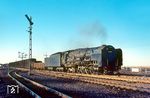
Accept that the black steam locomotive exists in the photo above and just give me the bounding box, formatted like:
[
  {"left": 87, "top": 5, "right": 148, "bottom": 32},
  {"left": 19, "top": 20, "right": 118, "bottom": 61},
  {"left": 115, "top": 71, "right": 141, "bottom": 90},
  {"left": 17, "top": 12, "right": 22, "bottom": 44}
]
[{"left": 45, "top": 45, "right": 122, "bottom": 74}]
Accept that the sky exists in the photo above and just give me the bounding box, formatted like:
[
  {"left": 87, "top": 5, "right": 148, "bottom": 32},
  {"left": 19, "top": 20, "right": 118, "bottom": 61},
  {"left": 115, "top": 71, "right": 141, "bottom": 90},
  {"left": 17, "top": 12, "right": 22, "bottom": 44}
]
[{"left": 0, "top": 0, "right": 150, "bottom": 67}]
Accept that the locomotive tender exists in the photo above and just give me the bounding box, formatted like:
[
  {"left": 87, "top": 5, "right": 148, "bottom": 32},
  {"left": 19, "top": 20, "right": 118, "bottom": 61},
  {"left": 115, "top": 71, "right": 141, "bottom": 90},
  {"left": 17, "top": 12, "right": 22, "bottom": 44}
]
[{"left": 45, "top": 45, "right": 122, "bottom": 74}]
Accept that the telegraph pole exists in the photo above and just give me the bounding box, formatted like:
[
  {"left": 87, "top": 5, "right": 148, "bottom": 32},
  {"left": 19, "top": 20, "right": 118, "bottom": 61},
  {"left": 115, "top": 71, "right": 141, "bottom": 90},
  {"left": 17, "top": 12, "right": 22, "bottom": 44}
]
[
  {"left": 25, "top": 14, "right": 33, "bottom": 75},
  {"left": 18, "top": 52, "right": 27, "bottom": 67},
  {"left": 44, "top": 53, "right": 48, "bottom": 58},
  {"left": 18, "top": 52, "right": 27, "bottom": 61}
]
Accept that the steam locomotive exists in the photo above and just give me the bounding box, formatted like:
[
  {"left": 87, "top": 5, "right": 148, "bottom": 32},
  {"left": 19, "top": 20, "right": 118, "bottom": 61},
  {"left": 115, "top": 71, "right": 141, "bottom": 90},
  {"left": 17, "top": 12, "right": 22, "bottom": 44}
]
[{"left": 45, "top": 45, "right": 122, "bottom": 74}]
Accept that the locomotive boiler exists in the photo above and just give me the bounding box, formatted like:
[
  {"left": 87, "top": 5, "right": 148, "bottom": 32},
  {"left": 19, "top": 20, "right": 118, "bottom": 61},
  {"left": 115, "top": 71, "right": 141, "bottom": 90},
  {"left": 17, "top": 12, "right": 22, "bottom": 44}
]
[{"left": 45, "top": 45, "right": 122, "bottom": 74}]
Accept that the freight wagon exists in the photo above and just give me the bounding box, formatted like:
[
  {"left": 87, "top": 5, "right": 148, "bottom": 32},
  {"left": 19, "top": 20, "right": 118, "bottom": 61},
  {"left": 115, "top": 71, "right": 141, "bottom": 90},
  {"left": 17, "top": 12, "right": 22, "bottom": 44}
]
[{"left": 9, "top": 59, "right": 45, "bottom": 70}]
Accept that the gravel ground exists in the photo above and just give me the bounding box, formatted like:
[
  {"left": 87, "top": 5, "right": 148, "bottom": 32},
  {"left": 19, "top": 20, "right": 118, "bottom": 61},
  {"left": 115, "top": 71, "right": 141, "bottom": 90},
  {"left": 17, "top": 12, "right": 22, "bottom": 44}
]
[{"left": 19, "top": 71, "right": 150, "bottom": 98}]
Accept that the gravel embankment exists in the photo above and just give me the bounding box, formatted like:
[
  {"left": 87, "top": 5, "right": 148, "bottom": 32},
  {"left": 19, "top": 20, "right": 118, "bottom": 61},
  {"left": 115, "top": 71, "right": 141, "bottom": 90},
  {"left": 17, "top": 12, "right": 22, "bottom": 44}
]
[{"left": 19, "top": 72, "right": 150, "bottom": 98}]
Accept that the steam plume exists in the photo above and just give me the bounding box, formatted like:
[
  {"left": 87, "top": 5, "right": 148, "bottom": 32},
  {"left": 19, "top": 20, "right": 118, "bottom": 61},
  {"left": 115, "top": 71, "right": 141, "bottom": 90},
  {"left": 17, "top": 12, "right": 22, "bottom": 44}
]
[{"left": 68, "top": 20, "right": 107, "bottom": 49}]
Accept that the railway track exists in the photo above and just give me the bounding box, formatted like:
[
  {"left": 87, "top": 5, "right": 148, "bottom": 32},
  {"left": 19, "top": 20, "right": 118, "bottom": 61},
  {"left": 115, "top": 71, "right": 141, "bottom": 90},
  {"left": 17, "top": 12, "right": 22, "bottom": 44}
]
[
  {"left": 8, "top": 71, "right": 71, "bottom": 98},
  {"left": 32, "top": 70, "right": 150, "bottom": 93},
  {"left": 12, "top": 68, "right": 150, "bottom": 93},
  {"left": 14, "top": 67, "right": 150, "bottom": 83}
]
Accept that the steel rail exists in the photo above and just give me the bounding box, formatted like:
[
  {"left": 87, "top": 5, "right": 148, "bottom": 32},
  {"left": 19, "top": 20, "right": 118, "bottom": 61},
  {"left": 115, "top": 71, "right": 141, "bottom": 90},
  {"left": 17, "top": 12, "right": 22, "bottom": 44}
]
[
  {"left": 33, "top": 70, "right": 150, "bottom": 93},
  {"left": 8, "top": 71, "right": 41, "bottom": 98},
  {"left": 9, "top": 71, "right": 72, "bottom": 98}
]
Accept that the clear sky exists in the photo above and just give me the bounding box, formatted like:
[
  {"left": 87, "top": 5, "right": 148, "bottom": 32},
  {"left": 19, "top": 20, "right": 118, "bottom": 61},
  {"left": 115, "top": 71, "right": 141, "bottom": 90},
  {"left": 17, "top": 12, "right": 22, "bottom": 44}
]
[{"left": 0, "top": 0, "right": 150, "bottom": 67}]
